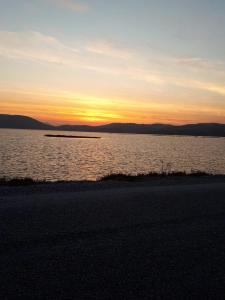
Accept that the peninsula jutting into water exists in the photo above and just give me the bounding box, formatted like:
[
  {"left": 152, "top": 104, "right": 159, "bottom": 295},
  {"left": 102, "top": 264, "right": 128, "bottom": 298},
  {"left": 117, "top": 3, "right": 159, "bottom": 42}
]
[{"left": 45, "top": 134, "right": 101, "bottom": 139}]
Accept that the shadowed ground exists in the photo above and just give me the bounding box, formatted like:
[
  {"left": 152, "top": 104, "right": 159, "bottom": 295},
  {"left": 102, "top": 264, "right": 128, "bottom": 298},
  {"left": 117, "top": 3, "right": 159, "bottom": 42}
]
[{"left": 1, "top": 180, "right": 225, "bottom": 299}]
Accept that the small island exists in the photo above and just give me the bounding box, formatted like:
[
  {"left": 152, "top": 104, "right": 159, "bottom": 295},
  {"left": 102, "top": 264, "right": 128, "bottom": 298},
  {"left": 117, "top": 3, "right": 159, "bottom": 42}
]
[{"left": 45, "top": 134, "right": 101, "bottom": 139}]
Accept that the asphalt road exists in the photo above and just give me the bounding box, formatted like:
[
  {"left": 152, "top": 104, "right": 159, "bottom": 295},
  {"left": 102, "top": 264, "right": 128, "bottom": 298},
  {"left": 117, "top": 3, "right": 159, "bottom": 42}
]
[{"left": 1, "top": 182, "right": 225, "bottom": 299}]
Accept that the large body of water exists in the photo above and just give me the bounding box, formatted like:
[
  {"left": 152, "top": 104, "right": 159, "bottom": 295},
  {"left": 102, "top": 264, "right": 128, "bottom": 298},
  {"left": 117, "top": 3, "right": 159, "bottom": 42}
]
[{"left": 0, "top": 129, "right": 225, "bottom": 181}]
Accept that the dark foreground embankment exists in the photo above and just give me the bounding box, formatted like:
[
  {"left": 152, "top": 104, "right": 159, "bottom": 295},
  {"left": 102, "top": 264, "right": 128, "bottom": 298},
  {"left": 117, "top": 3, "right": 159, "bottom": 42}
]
[{"left": 1, "top": 180, "right": 225, "bottom": 299}]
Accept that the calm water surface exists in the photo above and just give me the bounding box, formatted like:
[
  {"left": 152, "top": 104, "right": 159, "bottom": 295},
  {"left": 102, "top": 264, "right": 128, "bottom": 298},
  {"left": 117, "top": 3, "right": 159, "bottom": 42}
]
[{"left": 0, "top": 129, "right": 225, "bottom": 181}]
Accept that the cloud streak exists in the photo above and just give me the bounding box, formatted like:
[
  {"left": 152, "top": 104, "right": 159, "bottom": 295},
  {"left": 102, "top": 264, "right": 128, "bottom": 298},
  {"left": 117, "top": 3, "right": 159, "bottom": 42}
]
[
  {"left": 174, "top": 56, "right": 225, "bottom": 71},
  {"left": 1, "top": 30, "right": 225, "bottom": 97},
  {"left": 55, "top": 0, "right": 90, "bottom": 12},
  {"left": 86, "top": 40, "right": 133, "bottom": 60},
  {"left": 0, "top": 30, "right": 79, "bottom": 64}
]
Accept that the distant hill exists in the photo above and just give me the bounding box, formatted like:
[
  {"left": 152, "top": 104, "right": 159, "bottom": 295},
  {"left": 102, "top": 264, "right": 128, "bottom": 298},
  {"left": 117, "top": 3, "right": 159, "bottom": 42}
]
[
  {"left": 0, "top": 114, "right": 53, "bottom": 130},
  {"left": 0, "top": 114, "right": 225, "bottom": 137},
  {"left": 56, "top": 122, "right": 225, "bottom": 137}
]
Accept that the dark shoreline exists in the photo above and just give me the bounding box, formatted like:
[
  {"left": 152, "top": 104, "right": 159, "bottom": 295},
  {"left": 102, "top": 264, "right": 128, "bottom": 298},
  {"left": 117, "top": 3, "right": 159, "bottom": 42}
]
[
  {"left": 1, "top": 126, "right": 225, "bottom": 139},
  {"left": 1, "top": 171, "right": 225, "bottom": 186}
]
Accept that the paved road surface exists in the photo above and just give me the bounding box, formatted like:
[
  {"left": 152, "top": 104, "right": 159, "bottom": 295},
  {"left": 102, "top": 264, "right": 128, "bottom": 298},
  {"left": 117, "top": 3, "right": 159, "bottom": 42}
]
[{"left": 1, "top": 182, "right": 225, "bottom": 299}]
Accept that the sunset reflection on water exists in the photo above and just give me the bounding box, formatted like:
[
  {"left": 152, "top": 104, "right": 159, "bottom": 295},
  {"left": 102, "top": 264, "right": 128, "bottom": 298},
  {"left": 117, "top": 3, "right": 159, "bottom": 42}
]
[{"left": 0, "top": 129, "right": 225, "bottom": 181}]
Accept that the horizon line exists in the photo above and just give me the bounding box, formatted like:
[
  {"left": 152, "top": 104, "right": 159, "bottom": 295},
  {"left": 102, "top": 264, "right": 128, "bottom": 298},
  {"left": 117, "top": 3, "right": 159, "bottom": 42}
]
[{"left": 1, "top": 113, "right": 225, "bottom": 127}]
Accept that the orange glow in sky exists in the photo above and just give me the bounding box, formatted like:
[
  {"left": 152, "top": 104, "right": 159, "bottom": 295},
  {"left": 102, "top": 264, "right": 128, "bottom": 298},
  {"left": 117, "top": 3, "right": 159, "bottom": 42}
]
[
  {"left": 1, "top": 87, "right": 225, "bottom": 125},
  {"left": 1, "top": 1, "right": 225, "bottom": 125}
]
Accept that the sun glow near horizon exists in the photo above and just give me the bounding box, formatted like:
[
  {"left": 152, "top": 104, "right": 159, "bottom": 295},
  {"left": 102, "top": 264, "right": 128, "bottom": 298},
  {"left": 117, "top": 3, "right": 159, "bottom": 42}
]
[{"left": 1, "top": 87, "right": 224, "bottom": 126}]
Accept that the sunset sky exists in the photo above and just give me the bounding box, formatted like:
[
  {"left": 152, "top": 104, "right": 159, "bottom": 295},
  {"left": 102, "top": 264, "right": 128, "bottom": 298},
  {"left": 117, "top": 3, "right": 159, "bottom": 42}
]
[{"left": 0, "top": 0, "right": 225, "bottom": 125}]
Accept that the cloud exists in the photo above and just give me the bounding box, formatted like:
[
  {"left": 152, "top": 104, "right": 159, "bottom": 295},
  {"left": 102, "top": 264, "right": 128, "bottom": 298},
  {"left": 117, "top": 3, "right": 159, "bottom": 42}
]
[
  {"left": 0, "top": 30, "right": 78, "bottom": 64},
  {"left": 164, "top": 76, "right": 225, "bottom": 96},
  {"left": 86, "top": 40, "right": 133, "bottom": 60},
  {"left": 193, "top": 81, "right": 225, "bottom": 96},
  {"left": 176, "top": 57, "right": 212, "bottom": 69},
  {"left": 1, "top": 30, "right": 225, "bottom": 97},
  {"left": 56, "top": 0, "right": 90, "bottom": 12},
  {"left": 175, "top": 56, "right": 225, "bottom": 70}
]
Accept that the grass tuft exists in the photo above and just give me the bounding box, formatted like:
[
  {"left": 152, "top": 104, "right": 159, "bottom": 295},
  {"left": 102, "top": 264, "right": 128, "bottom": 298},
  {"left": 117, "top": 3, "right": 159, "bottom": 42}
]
[
  {"left": 100, "top": 171, "right": 213, "bottom": 181},
  {"left": 0, "top": 177, "right": 46, "bottom": 186},
  {"left": 0, "top": 171, "right": 223, "bottom": 186}
]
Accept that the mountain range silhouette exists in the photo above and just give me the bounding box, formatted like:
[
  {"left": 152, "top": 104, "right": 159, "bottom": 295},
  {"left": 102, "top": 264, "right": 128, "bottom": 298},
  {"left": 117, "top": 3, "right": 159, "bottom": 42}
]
[{"left": 0, "top": 114, "right": 225, "bottom": 137}]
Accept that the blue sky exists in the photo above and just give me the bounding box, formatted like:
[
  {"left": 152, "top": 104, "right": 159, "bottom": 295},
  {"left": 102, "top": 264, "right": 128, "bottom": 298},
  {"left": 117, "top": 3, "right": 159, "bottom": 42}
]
[{"left": 0, "top": 0, "right": 225, "bottom": 124}]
